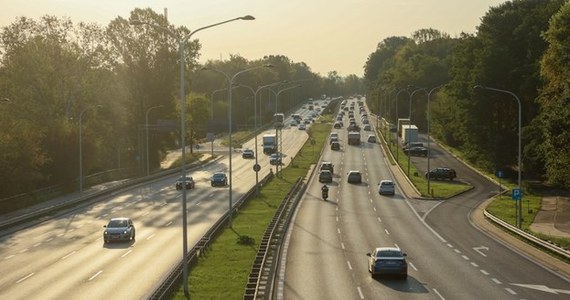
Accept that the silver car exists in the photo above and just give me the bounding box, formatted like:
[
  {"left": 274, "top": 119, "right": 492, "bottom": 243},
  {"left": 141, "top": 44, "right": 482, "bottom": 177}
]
[
  {"left": 103, "top": 217, "right": 135, "bottom": 244},
  {"left": 378, "top": 180, "right": 395, "bottom": 195}
]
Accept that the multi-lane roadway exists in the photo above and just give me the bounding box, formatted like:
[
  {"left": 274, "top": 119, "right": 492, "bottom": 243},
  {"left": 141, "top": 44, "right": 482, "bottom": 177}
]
[
  {"left": 279, "top": 98, "right": 570, "bottom": 299},
  {"left": 0, "top": 105, "right": 319, "bottom": 299}
]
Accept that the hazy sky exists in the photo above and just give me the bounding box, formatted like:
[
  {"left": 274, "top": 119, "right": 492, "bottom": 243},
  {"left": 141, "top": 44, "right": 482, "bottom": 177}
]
[{"left": 1, "top": 0, "right": 507, "bottom": 77}]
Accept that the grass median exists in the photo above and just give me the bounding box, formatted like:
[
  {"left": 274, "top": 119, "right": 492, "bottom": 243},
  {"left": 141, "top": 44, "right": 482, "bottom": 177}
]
[{"left": 171, "top": 122, "right": 330, "bottom": 299}]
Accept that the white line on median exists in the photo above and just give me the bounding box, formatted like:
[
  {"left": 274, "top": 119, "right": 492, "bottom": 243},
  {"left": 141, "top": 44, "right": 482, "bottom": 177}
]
[
  {"left": 121, "top": 250, "right": 132, "bottom": 258},
  {"left": 61, "top": 251, "right": 76, "bottom": 260},
  {"left": 16, "top": 273, "right": 34, "bottom": 283},
  {"left": 433, "top": 288, "right": 446, "bottom": 300},
  {"left": 409, "top": 262, "right": 418, "bottom": 271}
]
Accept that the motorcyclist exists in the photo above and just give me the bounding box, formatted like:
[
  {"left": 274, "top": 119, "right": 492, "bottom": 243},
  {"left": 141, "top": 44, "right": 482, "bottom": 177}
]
[{"left": 321, "top": 184, "right": 329, "bottom": 199}]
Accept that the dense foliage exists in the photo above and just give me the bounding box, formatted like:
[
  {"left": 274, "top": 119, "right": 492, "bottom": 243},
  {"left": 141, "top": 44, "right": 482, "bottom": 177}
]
[
  {"left": 0, "top": 9, "right": 363, "bottom": 198},
  {"left": 363, "top": 0, "right": 570, "bottom": 188}
]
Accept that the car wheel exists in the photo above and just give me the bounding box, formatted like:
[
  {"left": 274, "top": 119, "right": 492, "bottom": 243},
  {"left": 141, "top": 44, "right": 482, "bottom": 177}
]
[
  {"left": 211, "top": 183, "right": 214, "bottom": 187},
  {"left": 132, "top": 231, "right": 136, "bottom": 241}
]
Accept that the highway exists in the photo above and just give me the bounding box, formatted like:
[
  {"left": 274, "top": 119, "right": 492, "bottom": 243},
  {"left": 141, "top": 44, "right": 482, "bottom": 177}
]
[
  {"left": 280, "top": 98, "right": 570, "bottom": 299},
  {"left": 0, "top": 106, "right": 317, "bottom": 299}
]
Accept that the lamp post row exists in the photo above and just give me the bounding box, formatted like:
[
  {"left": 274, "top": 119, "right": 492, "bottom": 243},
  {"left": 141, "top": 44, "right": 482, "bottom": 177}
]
[{"left": 130, "top": 15, "right": 255, "bottom": 298}]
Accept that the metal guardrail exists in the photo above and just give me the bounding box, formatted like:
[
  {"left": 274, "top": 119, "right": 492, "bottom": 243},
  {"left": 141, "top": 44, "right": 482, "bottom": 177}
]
[
  {"left": 483, "top": 210, "right": 570, "bottom": 260},
  {"left": 147, "top": 172, "right": 275, "bottom": 300},
  {"left": 243, "top": 177, "right": 304, "bottom": 300}
]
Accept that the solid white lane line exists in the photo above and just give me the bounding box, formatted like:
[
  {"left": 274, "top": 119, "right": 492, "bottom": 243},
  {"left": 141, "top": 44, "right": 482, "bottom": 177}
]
[
  {"left": 480, "top": 269, "right": 489, "bottom": 275},
  {"left": 384, "top": 229, "right": 390, "bottom": 235},
  {"left": 357, "top": 287, "right": 364, "bottom": 299},
  {"left": 16, "top": 273, "right": 34, "bottom": 283},
  {"left": 433, "top": 288, "right": 446, "bottom": 300},
  {"left": 347, "top": 261, "right": 353, "bottom": 270},
  {"left": 121, "top": 249, "right": 132, "bottom": 258},
  {"left": 61, "top": 251, "right": 76, "bottom": 260},
  {"left": 471, "top": 262, "right": 479, "bottom": 267},
  {"left": 409, "top": 262, "right": 418, "bottom": 271},
  {"left": 146, "top": 233, "right": 155, "bottom": 240},
  {"left": 88, "top": 270, "right": 103, "bottom": 281},
  {"left": 492, "top": 278, "right": 502, "bottom": 284},
  {"left": 504, "top": 288, "right": 517, "bottom": 295}
]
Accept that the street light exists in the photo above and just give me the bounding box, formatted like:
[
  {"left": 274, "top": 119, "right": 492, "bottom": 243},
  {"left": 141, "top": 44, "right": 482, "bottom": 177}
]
[
  {"left": 394, "top": 88, "right": 409, "bottom": 163},
  {"left": 406, "top": 87, "right": 425, "bottom": 176},
  {"left": 146, "top": 105, "right": 164, "bottom": 176},
  {"left": 474, "top": 85, "right": 523, "bottom": 228},
  {"left": 425, "top": 85, "right": 445, "bottom": 196},
  {"left": 201, "top": 64, "right": 273, "bottom": 226},
  {"left": 79, "top": 105, "right": 102, "bottom": 193},
  {"left": 130, "top": 15, "right": 254, "bottom": 298},
  {"left": 237, "top": 80, "right": 285, "bottom": 195},
  {"left": 268, "top": 84, "right": 302, "bottom": 177}
]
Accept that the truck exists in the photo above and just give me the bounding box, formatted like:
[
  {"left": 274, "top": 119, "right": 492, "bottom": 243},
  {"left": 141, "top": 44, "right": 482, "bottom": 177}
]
[
  {"left": 397, "top": 118, "right": 410, "bottom": 137},
  {"left": 262, "top": 134, "right": 277, "bottom": 154},
  {"left": 348, "top": 131, "right": 361, "bottom": 145},
  {"left": 401, "top": 124, "right": 418, "bottom": 145}
]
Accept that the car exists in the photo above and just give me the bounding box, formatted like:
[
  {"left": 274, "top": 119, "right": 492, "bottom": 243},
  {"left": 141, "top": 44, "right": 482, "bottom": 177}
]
[
  {"left": 426, "top": 167, "right": 456, "bottom": 180},
  {"left": 334, "top": 122, "right": 342, "bottom": 129},
  {"left": 329, "top": 135, "right": 339, "bottom": 144},
  {"left": 298, "top": 124, "right": 306, "bottom": 130},
  {"left": 269, "top": 153, "right": 283, "bottom": 165},
  {"left": 363, "top": 124, "right": 371, "bottom": 131},
  {"left": 103, "top": 217, "right": 135, "bottom": 243},
  {"left": 320, "top": 161, "right": 334, "bottom": 174},
  {"left": 242, "top": 149, "right": 254, "bottom": 159},
  {"left": 367, "top": 135, "right": 377, "bottom": 143},
  {"left": 403, "top": 146, "right": 429, "bottom": 156},
  {"left": 378, "top": 180, "right": 395, "bottom": 195},
  {"left": 367, "top": 247, "right": 408, "bottom": 279},
  {"left": 175, "top": 175, "right": 195, "bottom": 190},
  {"left": 330, "top": 141, "right": 341, "bottom": 151},
  {"left": 290, "top": 120, "right": 298, "bottom": 126},
  {"left": 318, "top": 170, "right": 333, "bottom": 183},
  {"left": 403, "top": 142, "right": 424, "bottom": 150},
  {"left": 362, "top": 118, "right": 370, "bottom": 124},
  {"left": 211, "top": 172, "right": 228, "bottom": 186},
  {"left": 303, "top": 118, "right": 311, "bottom": 124},
  {"left": 347, "top": 170, "right": 362, "bottom": 184}
]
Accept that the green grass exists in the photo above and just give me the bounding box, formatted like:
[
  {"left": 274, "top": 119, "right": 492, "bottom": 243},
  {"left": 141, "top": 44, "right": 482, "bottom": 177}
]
[
  {"left": 171, "top": 122, "right": 330, "bottom": 299},
  {"left": 379, "top": 129, "right": 471, "bottom": 199}
]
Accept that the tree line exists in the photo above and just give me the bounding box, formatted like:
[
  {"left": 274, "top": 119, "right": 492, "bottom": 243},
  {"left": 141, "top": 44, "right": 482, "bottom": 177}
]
[
  {"left": 0, "top": 8, "right": 363, "bottom": 198},
  {"left": 363, "top": 0, "right": 570, "bottom": 189}
]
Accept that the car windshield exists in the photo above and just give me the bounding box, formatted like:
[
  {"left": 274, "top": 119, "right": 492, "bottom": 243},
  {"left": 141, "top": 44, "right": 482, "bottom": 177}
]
[
  {"left": 382, "top": 182, "right": 393, "bottom": 186},
  {"left": 213, "top": 173, "right": 225, "bottom": 179},
  {"left": 179, "top": 176, "right": 191, "bottom": 181},
  {"left": 377, "top": 250, "right": 403, "bottom": 258},
  {"left": 107, "top": 219, "right": 128, "bottom": 228}
]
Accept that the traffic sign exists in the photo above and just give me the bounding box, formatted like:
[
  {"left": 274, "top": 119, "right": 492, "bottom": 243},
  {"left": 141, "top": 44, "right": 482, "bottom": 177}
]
[
  {"left": 496, "top": 170, "right": 504, "bottom": 178},
  {"left": 512, "top": 188, "right": 522, "bottom": 201}
]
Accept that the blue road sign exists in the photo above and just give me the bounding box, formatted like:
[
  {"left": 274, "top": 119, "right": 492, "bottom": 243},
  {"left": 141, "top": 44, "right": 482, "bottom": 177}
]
[
  {"left": 496, "top": 170, "right": 504, "bottom": 178},
  {"left": 512, "top": 188, "right": 522, "bottom": 201}
]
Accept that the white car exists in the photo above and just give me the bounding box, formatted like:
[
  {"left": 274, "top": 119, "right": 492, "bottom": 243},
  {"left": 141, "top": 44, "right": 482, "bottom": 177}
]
[{"left": 378, "top": 180, "right": 395, "bottom": 195}]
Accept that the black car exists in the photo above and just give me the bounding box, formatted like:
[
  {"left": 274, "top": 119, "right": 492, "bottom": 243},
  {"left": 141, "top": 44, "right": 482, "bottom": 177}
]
[
  {"left": 176, "top": 176, "right": 195, "bottom": 190},
  {"left": 211, "top": 172, "right": 228, "bottom": 186},
  {"left": 403, "top": 146, "right": 428, "bottom": 157},
  {"left": 331, "top": 141, "right": 341, "bottom": 151},
  {"left": 426, "top": 167, "right": 457, "bottom": 180},
  {"left": 320, "top": 161, "right": 334, "bottom": 174},
  {"left": 319, "top": 170, "right": 333, "bottom": 183}
]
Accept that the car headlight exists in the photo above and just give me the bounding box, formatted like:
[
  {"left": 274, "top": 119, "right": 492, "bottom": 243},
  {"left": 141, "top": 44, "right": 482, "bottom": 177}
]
[
  {"left": 104, "top": 231, "right": 108, "bottom": 235},
  {"left": 123, "top": 230, "right": 127, "bottom": 234}
]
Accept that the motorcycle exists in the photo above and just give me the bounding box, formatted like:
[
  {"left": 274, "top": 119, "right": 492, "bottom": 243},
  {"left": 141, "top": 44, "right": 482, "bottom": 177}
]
[{"left": 321, "top": 186, "right": 329, "bottom": 200}]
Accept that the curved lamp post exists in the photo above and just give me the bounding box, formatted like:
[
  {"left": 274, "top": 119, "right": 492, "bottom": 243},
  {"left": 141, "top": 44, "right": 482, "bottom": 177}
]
[
  {"left": 237, "top": 80, "right": 285, "bottom": 195},
  {"left": 268, "top": 84, "right": 302, "bottom": 177},
  {"left": 201, "top": 64, "right": 273, "bottom": 227},
  {"left": 424, "top": 85, "right": 445, "bottom": 196},
  {"left": 146, "top": 105, "right": 164, "bottom": 176},
  {"left": 79, "top": 105, "right": 102, "bottom": 193},
  {"left": 474, "top": 85, "right": 522, "bottom": 228},
  {"left": 130, "top": 15, "right": 254, "bottom": 298}
]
